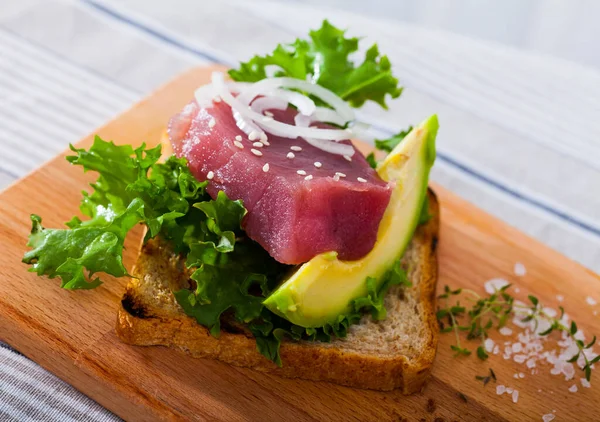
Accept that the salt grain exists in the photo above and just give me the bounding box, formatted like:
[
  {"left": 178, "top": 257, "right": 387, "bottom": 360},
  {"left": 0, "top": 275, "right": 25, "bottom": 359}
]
[
  {"left": 287, "top": 152, "right": 295, "bottom": 159},
  {"left": 500, "top": 327, "right": 513, "bottom": 336},
  {"left": 262, "top": 163, "right": 270, "bottom": 173},
  {"left": 234, "top": 140, "right": 244, "bottom": 149},
  {"left": 208, "top": 118, "right": 216, "bottom": 128},
  {"left": 519, "top": 372, "right": 525, "bottom": 379},
  {"left": 556, "top": 295, "right": 564, "bottom": 302},
  {"left": 514, "top": 262, "right": 527, "bottom": 276},
  {"left": 581, "top": 378, "right": 591, "bottom": 388},
  {"left": 291, "top": 146, "right": 302, "bottom": 152},
  {"left": 251, "top": 149, "right": 263, "bottom": 156},
  {"left": 514, "top": 354, "right": 527, "bottom": 364},
  {"left": 513, "top": 374, "right": 519, "bottom": 379},
  {"left": 526, "top": 358, "right": 536, "bottom": 369},
  {"left": 485, "top": 338, "right": 495, "bottom": 353},
  {"left": 568, "top": 384, "right": 578, "bottom": 393},
  {"left": 542, "top": 414, "right": 555, "bottom": 422},
  {"left": 493, "top": 345, "right": 500, "bottom": 355},
  {"left": 496, "top": 385, "right": 506, "bottom": 395},
  {"left": 586, "top": 296, "right": 597, "bottom": 306},
  {"left": 512, "top": 343, "right": 523, "bottom": 353},
  {"left": 206, "top": 171, "right": 214, "bottom": 180},
  {"left": 484, "top": 278, "right": 510, "bottom": 294},
  {"left": 512, "top": 390, "right": 519, "bottom": 403},
  {"left": 506, "top": 387, "right": 514, "bottom": 394},
  {"left": 297, "top": 170, "right": 306, "bottom": 176}
]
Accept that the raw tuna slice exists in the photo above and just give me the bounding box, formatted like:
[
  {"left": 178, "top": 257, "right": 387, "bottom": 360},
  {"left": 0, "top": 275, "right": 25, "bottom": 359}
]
[{"left": 168, "top": 100, "right": 392, "bottom": 265}]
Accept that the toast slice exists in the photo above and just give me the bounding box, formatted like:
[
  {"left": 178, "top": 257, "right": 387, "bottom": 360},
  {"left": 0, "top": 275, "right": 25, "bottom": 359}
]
[{"left": 116, "top": 190, "right": 439, "bottom": 393}]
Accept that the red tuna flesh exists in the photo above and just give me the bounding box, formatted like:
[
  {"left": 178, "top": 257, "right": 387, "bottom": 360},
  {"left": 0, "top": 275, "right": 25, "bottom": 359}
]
[{"left": 168, "top": 100, "right": 392, "bottom": 265}]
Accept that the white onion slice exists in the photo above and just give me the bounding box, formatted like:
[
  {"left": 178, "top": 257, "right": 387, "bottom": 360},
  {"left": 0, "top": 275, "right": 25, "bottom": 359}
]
[
  {"left": 313, "top": 107, "right": 347, "bottom": 127},
  {"left": 348, "top": 121, "right": 374, "bottom": 143},
  {"left": 194, "top": 82, "right": 251, "bottom": 107},
  {"left": 233, "top": 110, "right": 263, "bottom": 136},
  {"left": 294, "top": 114, "right": 355, "bottom": 156},
  {"left": 236, "top": 76, "right": 354, "bottom": 122},
  {"left": 212, "top": 72, "right": 352, "bottom": 141},
  {"left": 269, "top": 89, "right": 315, "bottom": 116},
  {"left": 250, "top": 96, "right": 288, "bottom": 114}
]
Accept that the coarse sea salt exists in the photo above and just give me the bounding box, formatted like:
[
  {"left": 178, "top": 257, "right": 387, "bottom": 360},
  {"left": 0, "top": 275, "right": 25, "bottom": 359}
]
[
  {"left": 556, "top": 295, "right": 564, "bottom": 302},
  {"left": 542, "top": 414, "right": 555, "bottom": 422},
  {"left": 484, "top": 278, "right": 510, "bottom": 294},
  {"left": 500, "top": 327, "right": 513, "bottom": 336},
  {"left": 514, "top": 262, "right": 527, "bottom": 276},
  {"left": 568, "top": 385, "right": 578, "bottom": 393},
  {"left": 586, "top": 296, "right": 597, "bottom": 306},
  {"left": 581, "top": 378, "right": 591, "bottom": 388},
  {"left": 512, "top": 390, "right": 519, "bottom": 403},
  {"left": 485, "top": 338, "right": 495, "bottom": 353},
  {"left": 496, "top": 385, "right": 506, "bottom": 395}
]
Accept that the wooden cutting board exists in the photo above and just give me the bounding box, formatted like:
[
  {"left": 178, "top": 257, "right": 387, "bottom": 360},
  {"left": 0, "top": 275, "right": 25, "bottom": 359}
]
[{"left": 1, "top": 66, "right": 599, "bottom": 422}]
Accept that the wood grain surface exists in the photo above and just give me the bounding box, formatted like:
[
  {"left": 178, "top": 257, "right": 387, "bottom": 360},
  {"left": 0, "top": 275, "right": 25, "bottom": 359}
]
[{"left": 1, "top": 66, "right": 599, "bottom": 422}]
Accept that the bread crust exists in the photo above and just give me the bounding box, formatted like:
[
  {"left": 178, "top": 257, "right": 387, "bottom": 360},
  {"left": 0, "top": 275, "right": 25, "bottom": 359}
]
[{"left": 116, "top": 191, "right": 439, "bottom": 393}]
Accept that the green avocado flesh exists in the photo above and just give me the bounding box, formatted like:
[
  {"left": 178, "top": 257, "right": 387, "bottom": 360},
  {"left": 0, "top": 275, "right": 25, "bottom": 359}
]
[{"left": 262, "top": 115, "right": 439, "bottom": 328}]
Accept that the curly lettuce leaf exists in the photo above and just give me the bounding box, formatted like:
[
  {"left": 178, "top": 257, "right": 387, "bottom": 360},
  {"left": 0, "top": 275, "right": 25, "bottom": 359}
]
[
  {"left": 374, "top": 126, "right": 413, "bottom": 153},
  {"left": 229, "top": 20, "right": 401, "bottom": 109},
  {"left": 24, "top": 136, "right": 209, "bottom": 288}
]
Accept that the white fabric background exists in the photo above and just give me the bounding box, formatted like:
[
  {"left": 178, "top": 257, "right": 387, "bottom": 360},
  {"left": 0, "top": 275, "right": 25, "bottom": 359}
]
[{"left": 0, "top": 0, "right": 599, "bottom": 420}]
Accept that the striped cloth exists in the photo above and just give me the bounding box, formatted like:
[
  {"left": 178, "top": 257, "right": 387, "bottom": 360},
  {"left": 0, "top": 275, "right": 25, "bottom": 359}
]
[{"left": 0, "top": 0, "right": 599, "bottom": 420}]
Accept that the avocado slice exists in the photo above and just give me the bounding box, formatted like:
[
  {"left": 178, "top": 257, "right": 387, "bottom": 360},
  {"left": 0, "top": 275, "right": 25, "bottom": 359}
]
[{"left": 263, "top": 115, "right": 438, "bottom": 328}]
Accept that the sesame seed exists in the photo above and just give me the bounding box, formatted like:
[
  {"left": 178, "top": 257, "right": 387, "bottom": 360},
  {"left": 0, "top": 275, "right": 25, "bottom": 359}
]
[
  {"left": 208, "top": 118, "right": 216, "bottom": 128},
  {"left": 260, "top": 132, "right": 268, "bottom": 142},
  {"left": 357, "top": 177, "right": 367, "bottom": 183},
  {"left": 262, "top": 140, "right": 271, "bottom": 146},
  {"left": 235, "top": 135, "right": 243, "bottom": 141},
  {"left": 314, "top": 161, "right": 322, "bottom": 168},
  {"left": 213, "top": 96, "right": 221, "bottom": 103},
  {"left": 264, "top": 111, "right": 274, "bottom": 117},
  {"left": 333, "top": 175, "right": 340, "bottom": 181},
  {"left": 253, "top": 142, "right": 264, "bottom": 148},
  {"left": 290, "top": 146, "right": 302, "bottom": 152},
  {"left": 248, "top": 131, "right": 259, "bottom": 141},
  {"left": 262, "top": 163, "right": 270, "bottom": 172},
  {"left": 262, "top": 116, "right": 273, "bottom": 122},
  {"left": 304, "top": 175, "right": 313, "bottom": 181},
  {"left": 335, "top": 172, "right": 346, "bottom": 178},
  {"left": 297, "top": 170, "right": 306, "bottom": 175},
  {"left": 206, "top": 171, "right": 214, "bottom": 180},
  {"left": 343, "top": 155, "right": 352, "bottom": 162},
  {"left": 251, "top": 149, "right": 263, "bottom": 156},
  {"left": 234, "top": 141, "right": 244, "bottom": 149},
  {"left": 287, "top": 152, "right": 295, "bottom": 159}
]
